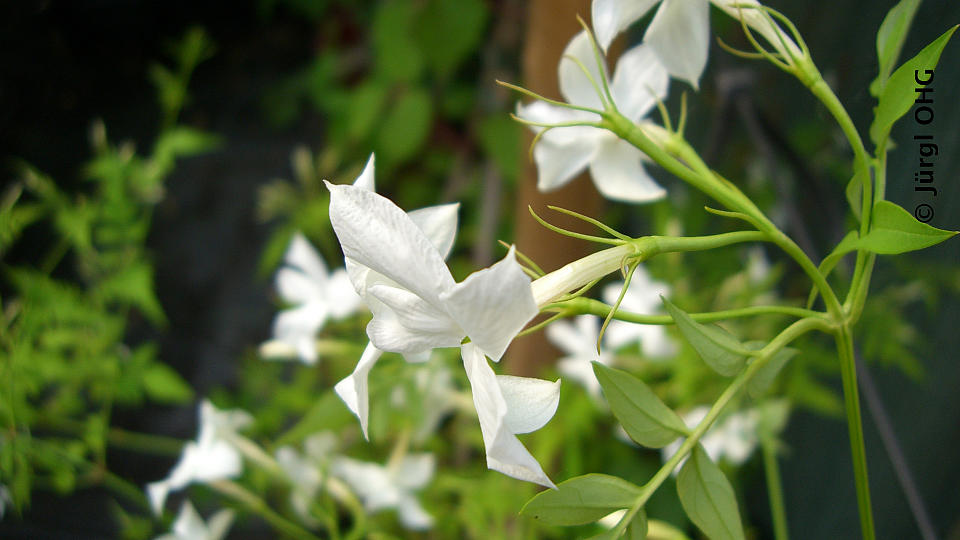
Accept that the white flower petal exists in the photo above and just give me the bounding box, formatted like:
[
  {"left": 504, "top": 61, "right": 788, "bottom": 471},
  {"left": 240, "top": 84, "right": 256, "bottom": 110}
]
[
  {"left": 611, "top": 43, "right": 670, "bottom": 121},
  {"left": 558, "top": 31, "right": 608, "bottom": 109},
  {"left": 407, "top": 203, "right": 460, "bottom": 260},
  {"left": 496, "top": 375, "right": 561, "bottom": 434},
  {"left": 515, "top": 101, "right": 599, "bottom": 145},
  {"left": 171, "top": 501, "right": 207, "bottom": 538},
  {"left": 592, "top": 0, "right": 660, "bottom": 52},
  {"left": 546, "top": 315, "right": 599, "bottom": 355},
  {"left": 441, "top": 248, "right": 537, "bottom": 362},
  {"left": 205, "top": 509, "right": 236, "bottom": 540},
  {"left": 461, "top": 343, "right": 556, "bottom": 488},
  {"left": 325, "top": 268, "right": 364, "bottom": 319},
  {"left": 393, "top": 454, "right": 436, "bottom": 491},
  {"left": 275, "top": 267, "right": 321, "bottom": 306},
  {"left": 589, "top": 138, "right": 666, "bottom": 202},
  {"left": 282, "top": 233, "right": 329, "bottom": 286},
  {"left": 644, "top": 0, "right": 710, "bottom": 88},
  {"left": 326, "top": 182, "right": 455, "bottom": 306},
  {"left": 366, "top": 302, "right": 462, "bottom": 355},
  {"left": 532, "top": 135, "right": 600, "bottom": 192},
  {"left": 397, "top": 497, "right": 434, "bottom": 530},
  {"left": 334, "top": 343, "right": 384, "bottom": 440},
  {"left": 353, "top": 153, "right": 377, "bottom": 192}
]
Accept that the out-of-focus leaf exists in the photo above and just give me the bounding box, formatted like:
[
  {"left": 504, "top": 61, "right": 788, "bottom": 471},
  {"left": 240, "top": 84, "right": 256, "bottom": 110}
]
[
  {"left": 142, "top": 362, "right": 194, "bottom": 404},
  {"left": 415, "top": 0, "right": 489, "bottom": 79},
  {"left": 376, "top": 88, "right": 433, "bottom": 168}
]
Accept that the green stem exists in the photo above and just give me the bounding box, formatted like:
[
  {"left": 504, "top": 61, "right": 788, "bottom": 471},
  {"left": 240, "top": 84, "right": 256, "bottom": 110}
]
[
  {"left": 35, "top": 416, "right": 185, "bottom": 456},
  {"left": 762, "top": 437, "right": 789, "bottom": 540},
  {"left": 835, "top": 326, "right": 876, "bottom": 540},
  {"left": 610, "top": 317, "right": 831, "bottom": 536},
  {"left": 211, "top": 480, "right": 323, "bottom": 540},
  {"left": 549, "top": 297, "right": 825, "bottom": 325}
]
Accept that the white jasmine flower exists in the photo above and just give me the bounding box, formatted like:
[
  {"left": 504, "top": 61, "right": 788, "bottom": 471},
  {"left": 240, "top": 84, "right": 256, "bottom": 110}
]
[
  {"left": 276, "top": 432, "right": 338, "bottom": 526},
  {"left": 326, "top": 164, "right": 561, "bottom": 487},
  {"left": 661, "top": 406, "right": 760, "bottom": 473},
  {"left": 264, "top": 231, "right": 363, "bottom": 364},
  {"left": 592, "top": 0, "right": 802, "bottom": 88},
  {"left": 516, "top": 31, "right": 669, "bottom": 203},
  {"left": 593, "top": 0, "right": 710, "bottom": 88},
  {"left": 147, "top": 401, "right": 253, "bottom": 514},
  {"left": 547, "top": 315, "right": 613, "bottom": 399},
  {"left": 602, "top": 267, "right": 675, "bottom": 358},
  {"left": 332, "top": 453, "right": 436, "bottom": 530},
  {"left": 155, "top": 501, "right": 234, "bottom": 540},
  {"left": 746, "top": 246, "right": 771, "bottom": 284}
]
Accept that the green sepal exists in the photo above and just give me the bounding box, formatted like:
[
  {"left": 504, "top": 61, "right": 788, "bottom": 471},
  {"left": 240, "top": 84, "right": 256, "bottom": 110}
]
[
  {"left": 593, "top": 362, "right": 689, "bottom": 448},
  {"left": 661, "top": 297, "right": 749, "bottom": 376},
  {"left": 677, "top": 445, "right": 746, "bottom": 540},
  {"left": 520, "top": 473, "right": 642, "bottom": 526},
  {"left": 870, "top": 25, "right": 957, "bottom": 146}
]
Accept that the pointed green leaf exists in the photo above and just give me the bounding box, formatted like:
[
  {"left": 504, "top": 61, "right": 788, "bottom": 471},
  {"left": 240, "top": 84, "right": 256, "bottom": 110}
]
[
  {"left": 520, "top": 474, "right": 642, "bottom": 526},
  {"left": 870, "top": 0, "right": 921, "bottom": 97},
  {"left": 857, "top": 200, "right": 957, "bottom": 254},
  {"left": 677, "top": 445, "right": 746, "bottom": 540},
  {"left": 870, "top": 25, "right": 957, "bottom": 145},
  {"left": 593, "top": 362, "right": 688, "bottom": 448},
  {"left": 845, "top": 167, "right": 867, "bottom": 221},
  {"left": 747, "top": 348, "right": 799, "bottom": 398},
  {"left": 142, "top": 363, "right": 194, "bottom": 404},
  {"left": 661, "top": 297, "right": 748, "bottom": 376}
]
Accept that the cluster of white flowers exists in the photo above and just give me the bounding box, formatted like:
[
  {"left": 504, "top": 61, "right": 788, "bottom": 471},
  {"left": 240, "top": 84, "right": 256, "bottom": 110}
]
[{"left": 155, "top": 502, "right": 233, "bottom": 540}]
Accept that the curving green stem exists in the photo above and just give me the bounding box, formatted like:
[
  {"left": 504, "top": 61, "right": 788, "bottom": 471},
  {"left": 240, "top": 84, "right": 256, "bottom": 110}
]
[
  {"left": 211, "top": 480, "right": 324, "bottom": 540},
  {"left": 762, "top": 436, "right": 790, "bottom": 540},
  {"left": 546, "top": 296, "right": 826, "bottom": 324}
]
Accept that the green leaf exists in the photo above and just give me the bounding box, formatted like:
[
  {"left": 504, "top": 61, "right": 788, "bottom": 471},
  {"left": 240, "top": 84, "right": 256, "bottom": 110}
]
[
  {"left": 845, "top": 167, "right": 868, "bottom": 221},
  {"left": 870, "top": 25, "right": 957, "bottom": 145},
  {"left": 478, "top": 115, "right": 521, "bottom": 181},
  {"left": 747, "top": 348, "right": 799, "bottom": 398},
  {"left": 593, "top": 362, "right": 687, "bottom": 448},
  {"left": 142, "top": 362, "right": 194, "bottom": 404},
  {"left": 372, "top": 1, "right": 424, "bottom": 83},
  {"left": 520, "top": 474, "right": 642, "bottom": 526},
  {"left": 677, "top": 446, "right": 746, "bottom": 540},
  {"left": 857, "top": 200, "right": 957, "bottom": 253},
  {"left": 95, "top": 262, "right": 167, "bottom": 326},
  {"left": 415, "top": 0, "right": 489, "bottom": 79},
  {"left": 870, "top": 0, "right": 921, "bottom": 97},
  {"left": 346, "top": 82, "right": 388, "bottom": 142},
  {"left": 661, "top": 297, "right": 748, "bottom": 376},
  {"left": 376, "top": 88, "right": 433, "bottom": 168}
]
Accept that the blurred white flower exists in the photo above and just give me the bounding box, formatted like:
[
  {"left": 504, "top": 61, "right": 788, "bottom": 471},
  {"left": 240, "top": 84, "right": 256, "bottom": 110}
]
[
  {"left": 746, "top": 246, "right": 771, "bottom": 284},
  {"left": 332, "top": 453, "right": 436, "bottom": 530},
  {"left": 547, "top": 315, "right": 612, "bottom": 399},
  {"left": 147, "top": 401, "right": 253, "bottom": 514},
  {"left": 328, "top": 159, "right": 560, "bottom": 488},
  {"left": 515, "top": 31, "right": 669, "bottom": 203},
  {"left": 602, "top": 266, "right": 675, "bottom": 358},
  {"left": 154, "top": 501, "right": 234, "bottom": 540},
  {"left": 592, "top": 0, "right": 802, "bottom": 88},
  {"left": 275, "top": 432, "right": 339, "bottom": 526},
  {"left": 263, "top": 231, "right": 362, "bottom": 364},
  {"left": 661, "top": 406, "right": 760, "bottom": 473}
]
